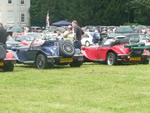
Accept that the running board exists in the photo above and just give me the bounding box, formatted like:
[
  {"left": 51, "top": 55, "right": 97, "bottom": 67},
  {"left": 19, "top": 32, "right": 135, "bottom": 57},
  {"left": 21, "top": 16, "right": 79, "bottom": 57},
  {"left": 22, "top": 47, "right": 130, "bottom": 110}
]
[
  {"left": 23, "top": 61, "right": 34, "bottom": 63},
  {"left": 94, "top": 59, "right": 104, "bottom": 61}
]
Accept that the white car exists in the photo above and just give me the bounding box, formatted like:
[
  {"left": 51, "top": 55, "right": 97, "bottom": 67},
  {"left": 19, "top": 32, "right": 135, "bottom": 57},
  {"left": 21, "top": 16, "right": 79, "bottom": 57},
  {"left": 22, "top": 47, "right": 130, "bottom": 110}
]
[
  {"left": 81, "top": 32, "right": 94, "bottom": 46},
  {"left": 42, "top": 33, "right": 57, "bottom": 40}
]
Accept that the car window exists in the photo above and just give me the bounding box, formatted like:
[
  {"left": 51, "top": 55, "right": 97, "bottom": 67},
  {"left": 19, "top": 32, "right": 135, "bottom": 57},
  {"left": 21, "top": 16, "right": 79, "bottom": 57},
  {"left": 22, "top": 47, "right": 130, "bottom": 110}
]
[
  {"left": 15, "top": 37, "right": 21, "bottom": 42},
  {"left": 22, "top": 36, "right": 34, "bottom": 41},
  {"left": 84, "top": 34, "right": 89, "bottom": 38},
  {"left": 116, "top": 36, "right": 125, "bottom": 39},
  {"left": 7, "top": 36, "right": 14, "bottom": 41},
  {"left": 128, "top": 35, "right": 139, "bottom": 43}
]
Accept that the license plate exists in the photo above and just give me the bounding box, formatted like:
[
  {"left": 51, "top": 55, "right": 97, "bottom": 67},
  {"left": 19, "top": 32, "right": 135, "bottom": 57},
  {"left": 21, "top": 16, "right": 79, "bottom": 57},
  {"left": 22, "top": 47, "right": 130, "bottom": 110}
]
[
  {"left": 0, "top": 62, "right": 4, "bottom": 66},
  {"left": 130, "top": 57, "right": 141, "bottom": 61},
  {"left": 60, "top": 58, "right": 73, "bottom": 63}
]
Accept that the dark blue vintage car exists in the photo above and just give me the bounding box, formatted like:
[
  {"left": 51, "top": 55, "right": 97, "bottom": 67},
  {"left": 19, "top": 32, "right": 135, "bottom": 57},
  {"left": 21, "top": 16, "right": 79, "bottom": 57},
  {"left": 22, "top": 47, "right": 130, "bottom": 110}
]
[{"left": 13, "top": 39, "right": 83, "bottom": 69}]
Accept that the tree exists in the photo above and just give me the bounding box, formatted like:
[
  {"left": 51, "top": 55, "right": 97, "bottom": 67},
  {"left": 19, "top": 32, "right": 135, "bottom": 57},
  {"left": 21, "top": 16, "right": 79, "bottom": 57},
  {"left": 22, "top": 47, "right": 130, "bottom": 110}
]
[{"left": 30, "top": 0, "right": 150, "bottom": 27}]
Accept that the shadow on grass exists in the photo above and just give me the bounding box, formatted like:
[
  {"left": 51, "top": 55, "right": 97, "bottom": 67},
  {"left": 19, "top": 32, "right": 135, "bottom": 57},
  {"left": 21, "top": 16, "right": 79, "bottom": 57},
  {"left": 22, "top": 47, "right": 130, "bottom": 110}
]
[
  {"left": 14, "top": 63, "right": 82, "bottom": 70},
  {"left": 82, "top": 61, "right": 150, "bottom": 67}
]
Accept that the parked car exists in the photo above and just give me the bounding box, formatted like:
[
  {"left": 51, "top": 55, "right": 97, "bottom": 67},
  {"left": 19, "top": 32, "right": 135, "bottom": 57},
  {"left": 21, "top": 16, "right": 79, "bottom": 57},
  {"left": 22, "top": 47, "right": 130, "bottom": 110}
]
[
  {"left": 125, "top": 33, "right": 150, "bottom": 45},
  {"left": 107, "top": 33, "right": 126, "bottom": 40},
  {"left": 13, "top": 39, "right": 83, "bottom": 69},
  {"left": 30, "top": 26, "right": 42, "bottom": 33},
  {"left": 6, "top": 36, "right": 23, "bottom": 49},
  {"left": 0, "top": 44, "right": 16, "bottom": 71},
  {"left": 81, "top": 38, "right": 150, "bottom": 65},
  {"left": 13, "top": 35, "right": 42, "bottom": 46},
  {"left": 42, "top": 33, "right": 57, "bottom": 40},
  {"left": 81, "top": 32, "right": 94, "bottom": 46}
]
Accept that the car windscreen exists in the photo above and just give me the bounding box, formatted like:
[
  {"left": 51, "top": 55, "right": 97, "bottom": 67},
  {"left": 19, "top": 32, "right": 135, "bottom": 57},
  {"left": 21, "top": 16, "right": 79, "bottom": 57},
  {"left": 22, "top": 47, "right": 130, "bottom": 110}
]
[
  {"left": 22, "top": 36, "right": 34, "bottom": 41},
  {"left": 7, "top": 36, "right": 14, "bottom": 41},
  {"left": 102, "top": 39, "right": 115, "bottom": 46}
]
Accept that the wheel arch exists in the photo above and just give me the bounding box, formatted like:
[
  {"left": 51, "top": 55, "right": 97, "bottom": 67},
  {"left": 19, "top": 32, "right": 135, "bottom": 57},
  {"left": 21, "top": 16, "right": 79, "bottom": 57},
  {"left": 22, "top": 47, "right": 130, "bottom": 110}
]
[
  {"left": 85, "top": 41, "right": 90, "bottom": 46},
  {"left": 35, "top": 51, "right": 47, "bottom": 63},
  {"left": 106, "top": 50, "right": 117, "bottom": 60}
]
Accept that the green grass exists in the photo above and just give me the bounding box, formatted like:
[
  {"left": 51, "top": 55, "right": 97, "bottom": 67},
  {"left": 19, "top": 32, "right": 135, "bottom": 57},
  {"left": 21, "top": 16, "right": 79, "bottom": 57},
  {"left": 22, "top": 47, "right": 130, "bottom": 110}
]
[{"left": 0, "top": 63, "right": 150, "bottom": 113}]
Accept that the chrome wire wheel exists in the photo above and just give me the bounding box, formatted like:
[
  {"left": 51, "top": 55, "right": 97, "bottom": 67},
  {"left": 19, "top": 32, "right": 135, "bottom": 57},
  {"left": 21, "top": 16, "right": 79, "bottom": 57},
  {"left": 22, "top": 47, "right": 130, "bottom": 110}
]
[
  {"left": 107, "top": 52, "right": 117, "bottom": 65},
  {"left": 36, "top": 54, "right": 47, "bottom": 69}
]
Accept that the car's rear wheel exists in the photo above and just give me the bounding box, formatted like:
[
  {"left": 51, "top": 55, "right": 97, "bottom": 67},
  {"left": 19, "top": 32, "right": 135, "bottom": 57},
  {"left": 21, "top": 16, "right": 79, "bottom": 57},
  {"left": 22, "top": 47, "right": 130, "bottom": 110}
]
[
  {"left": 140, "top": 59, "right": 149, "bottom": 64},
  {"left": 36, "top": 54, "right": 48, "bottom": 69},
  {"left": 107, "top": 52, "right": 118, "bottom": 65},
  {"left": 3, "top": 62, "right": 14, "bottom": 72},
  {"left": 85, "top": 41, "right": 90, "bottom": 47}
]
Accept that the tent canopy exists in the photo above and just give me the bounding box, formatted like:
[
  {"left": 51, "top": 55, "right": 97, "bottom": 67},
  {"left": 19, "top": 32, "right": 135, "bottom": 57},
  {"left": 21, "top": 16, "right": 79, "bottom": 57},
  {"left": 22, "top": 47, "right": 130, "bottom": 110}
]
[
  {"left": 8, "top": 26, "right": 23, "bottom": 32},
  {"left": 51, "top": 20, "right": 72, "bottom": 26}
]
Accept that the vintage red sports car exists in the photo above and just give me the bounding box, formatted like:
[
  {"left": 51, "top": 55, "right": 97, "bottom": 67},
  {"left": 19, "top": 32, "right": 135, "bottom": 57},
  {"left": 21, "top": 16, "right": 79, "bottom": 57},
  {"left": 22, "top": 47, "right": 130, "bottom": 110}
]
[
  {"left": 81, "top": 38, "right": 150, "bottom": 65},
  {"left": 0, "top": 45, "right": 16, "bottom": 71}
]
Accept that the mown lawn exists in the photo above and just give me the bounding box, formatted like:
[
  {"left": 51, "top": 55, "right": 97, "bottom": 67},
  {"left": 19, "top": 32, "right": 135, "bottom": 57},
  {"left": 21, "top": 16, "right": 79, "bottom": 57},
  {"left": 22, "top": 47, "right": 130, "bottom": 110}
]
[{"left": 0, "top": 62, "right": 150, "bottom": 113}]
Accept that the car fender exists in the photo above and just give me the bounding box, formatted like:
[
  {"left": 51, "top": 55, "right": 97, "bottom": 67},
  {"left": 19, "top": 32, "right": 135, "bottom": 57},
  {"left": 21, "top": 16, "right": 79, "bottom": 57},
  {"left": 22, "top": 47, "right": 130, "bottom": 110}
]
[
  {"left": 35, "top": 46, "right": 59, "bottom": 58},
  {"left": 81, "top": 46, "right": 97, "bottom": 61}
]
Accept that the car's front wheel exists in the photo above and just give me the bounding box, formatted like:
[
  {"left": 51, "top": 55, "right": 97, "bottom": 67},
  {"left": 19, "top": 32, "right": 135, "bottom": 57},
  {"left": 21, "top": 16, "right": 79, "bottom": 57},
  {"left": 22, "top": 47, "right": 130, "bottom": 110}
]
[
  {"left": 107, "top": 52, "right": 118, "bottom": 65},
  {"left": 36, "top": 54, "right": 48, "bottom": 69}
]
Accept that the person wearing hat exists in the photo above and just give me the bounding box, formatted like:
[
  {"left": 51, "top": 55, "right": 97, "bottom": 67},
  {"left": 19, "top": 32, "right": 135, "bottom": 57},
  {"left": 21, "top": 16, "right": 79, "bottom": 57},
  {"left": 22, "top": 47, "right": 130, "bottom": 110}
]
[{"left": 63, "top": 25, "right": 74, "bottom": 42}]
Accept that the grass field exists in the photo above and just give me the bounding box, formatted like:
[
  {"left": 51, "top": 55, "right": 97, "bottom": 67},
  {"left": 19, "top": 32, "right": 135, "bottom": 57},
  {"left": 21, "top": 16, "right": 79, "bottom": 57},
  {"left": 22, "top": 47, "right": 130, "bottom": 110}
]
[{"left": 0, "top": 62, "right": 150, "bottom": 113}]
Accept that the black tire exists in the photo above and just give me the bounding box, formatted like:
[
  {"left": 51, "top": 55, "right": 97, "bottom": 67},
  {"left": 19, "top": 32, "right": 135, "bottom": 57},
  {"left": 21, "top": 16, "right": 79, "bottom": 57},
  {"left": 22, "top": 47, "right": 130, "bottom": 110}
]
[
  {"left": 0, "top": 46, "right": 6, "bottom": 59},
  {"left": 107, "top": 52, "right": 118, "bottom": 65},
  {"left": 36, "top": 54, "right": 48, "bottom": 69},
  {"left": 70, "top": 61, "right": 83, "bottom": 67},
  {"left": 3, "top": 63, "right": 14, "bottom": 72},
  {"left": 140, "top": 59, "right": 149, "bottom": 64},
  {"left": 85, "top": 41, "right": 90, "bottom": 47},
  {"left": 59, "top": 40, "right": 75, "bottom": 57}
]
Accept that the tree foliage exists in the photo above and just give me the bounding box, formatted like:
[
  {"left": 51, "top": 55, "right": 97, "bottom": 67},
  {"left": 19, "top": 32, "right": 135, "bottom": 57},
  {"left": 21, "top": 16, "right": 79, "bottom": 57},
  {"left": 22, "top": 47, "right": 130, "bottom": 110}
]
[{"left": 30, "top": 0, "right": 150, "bottom": 27}]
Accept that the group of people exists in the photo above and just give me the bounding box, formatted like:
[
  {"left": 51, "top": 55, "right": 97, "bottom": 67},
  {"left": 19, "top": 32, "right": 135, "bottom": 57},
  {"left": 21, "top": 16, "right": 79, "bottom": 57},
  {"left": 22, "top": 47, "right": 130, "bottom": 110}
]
[
  {"left": 0, "top": 20, "right": 84, "bottom": 50},
  {"left": 62, "top": 20, "right": 84, "bottom": 50}
]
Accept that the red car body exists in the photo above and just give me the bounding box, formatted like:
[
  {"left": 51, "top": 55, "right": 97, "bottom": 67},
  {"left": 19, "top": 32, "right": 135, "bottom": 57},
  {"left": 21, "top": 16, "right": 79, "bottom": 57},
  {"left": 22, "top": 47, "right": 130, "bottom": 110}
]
[
  {"left": 13, "top": 35, "right": 41, "bottom": 46},
  {"left": 81, "top": 40, "right": 150, "bottom": 65},
  {"left": 0, "top": 49, "right": 16, "bottom": 71}
]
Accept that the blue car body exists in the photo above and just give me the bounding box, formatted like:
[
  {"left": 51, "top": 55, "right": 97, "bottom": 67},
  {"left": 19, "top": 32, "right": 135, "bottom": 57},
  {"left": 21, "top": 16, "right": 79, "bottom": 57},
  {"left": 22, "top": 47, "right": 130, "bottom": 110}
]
[{"left": 13, "top": 39, "right": 83, "bottom": 69}]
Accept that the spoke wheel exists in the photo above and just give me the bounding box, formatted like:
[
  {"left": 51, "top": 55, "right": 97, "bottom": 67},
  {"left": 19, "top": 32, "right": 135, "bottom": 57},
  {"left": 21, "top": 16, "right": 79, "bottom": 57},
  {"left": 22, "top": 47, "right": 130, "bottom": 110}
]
[
  {"left": 36, "top": 54, "right": 47, "bottom": 69},
  {"left": 107, "top": 52, "right": 118, "bottom": 65}
]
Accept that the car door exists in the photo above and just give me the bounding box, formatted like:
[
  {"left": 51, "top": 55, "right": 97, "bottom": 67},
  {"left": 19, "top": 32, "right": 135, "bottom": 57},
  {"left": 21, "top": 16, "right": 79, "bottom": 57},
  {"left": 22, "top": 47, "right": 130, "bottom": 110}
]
[
  {"left": 97, "top": 46, "right": 109, "bottom": 61},
  {"left": 97, "top": 40, "right": 111, "bottom": 61},
  {"left": 26, "top": 39, "right": 38, "bottom": 61}
]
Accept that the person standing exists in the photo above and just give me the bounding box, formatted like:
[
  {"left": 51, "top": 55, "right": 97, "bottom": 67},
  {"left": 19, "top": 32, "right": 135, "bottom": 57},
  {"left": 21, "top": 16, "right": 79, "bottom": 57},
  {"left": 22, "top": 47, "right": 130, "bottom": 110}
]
[
  {"left": 63, "top": 25, "right": 74, "bottom": 43},
  {"left": 0, "top": 22, "right": 9, "bottom": 49},
  {"left": 92, "top": 29, "right": 99, "bottom": 45},
  {"left": 72, "top": 20, "right": 84, "bottom": 49}
]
